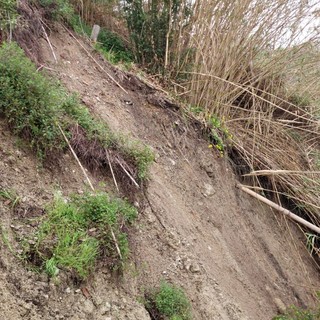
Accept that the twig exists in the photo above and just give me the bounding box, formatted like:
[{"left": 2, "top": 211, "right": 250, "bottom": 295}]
[
  {"left": 58, "top": 125, "right": 123, "bottom": 259},
  {"left": 41, "top": 24, "right": 57, "bottom": 63},
  {"left": 236, "top": 183, "right": 320, "bottom": 234},
  {"left": 116, "top": 158, "right": 140, "bottom": 188},
  {"left": 106, "top": 149, "right": 119, "bottom": 192},
  {"left": 62, "top": 25, "right": 128, "bottom": 94}
]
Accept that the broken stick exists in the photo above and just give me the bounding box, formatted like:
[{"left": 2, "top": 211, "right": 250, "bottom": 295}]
[{"left": 236, "top": 183, "right": 320, "bottom": 234}]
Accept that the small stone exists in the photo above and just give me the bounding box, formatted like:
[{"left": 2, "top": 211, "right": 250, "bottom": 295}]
[
  {"left": 203, "top": 183, "right": 216, "bottom": 197},
  {"left": 274, "top": 298, "right": 286, "bottom": 314},
  {"left": 83, "top": 299, "right": 95, "bottom": 314},
  {"left": 100, "top": 302, "right": 111, "bottom": 315},
  {"left": 190, "top": 263, "right": 201, "bottom": 273},
  {"left": 7, "top": 155, "right": 16, "bottom": 164},
  {"left": 75, "top": 289, "right": 81, "bottom": 293},
  {"left": 65, "top": 287, "right": 71, "bottom": 294}
]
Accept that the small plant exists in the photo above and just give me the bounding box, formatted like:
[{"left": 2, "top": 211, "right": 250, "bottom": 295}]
[
  {"left": 0, "top": 187, "right": 20, "bottom": 208},
  {"left": 306, "top": 233, "right": 320, "bottom": 256},
  {"left": 208, "top": 114, "right": 232, "bottom": 157},
  {"left": 26, "top": 192, "right": 137, "bottom": 279},
  {"left": 273, "top": 305, "right": 320, "bottom": 320},
  {"left": 145, "top": 281, "right": 192, "bottom": 320}
]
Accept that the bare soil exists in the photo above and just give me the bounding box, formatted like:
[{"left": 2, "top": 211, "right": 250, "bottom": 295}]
[{"left": 0, "top": 26, "right": 319, "bottom": 320}]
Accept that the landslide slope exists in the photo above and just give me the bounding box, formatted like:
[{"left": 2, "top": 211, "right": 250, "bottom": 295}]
[{"left": 0, "top": 26, "right": 319, "bottom": 320}]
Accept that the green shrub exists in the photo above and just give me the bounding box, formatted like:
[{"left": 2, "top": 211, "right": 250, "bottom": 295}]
[
  {"left": 0, "top": 0, "right": 18, "bottom": 35},
  {"left": 0, "top": 41, "right": 153, "bottom": 179},
  {"left": 37, "top": 0, "right": 74, "bottom": 22},
  {"left": 145, "top": 282, "right": 192, "bottom": 320},
  {"left": 97, "top": 29, "right": 133, "bottom": 64},
  {"left": 31, "top": 192, "right": 137, "bottom": 278},
  {"left": 0, "top": 42, "right": 66, "bottom": 156}
]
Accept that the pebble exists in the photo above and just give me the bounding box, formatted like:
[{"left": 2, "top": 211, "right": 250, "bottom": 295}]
[
  {"left": 203, "top": 183, "right": 216, "bottom": 197},
  {"left": 83, "top": 299, "right": 95, "bottom": 314},
  {"left": 190, "top": 263, "right": 201, "bottom": 273},
  {"left": 65, "top": 287, "right": 71, "bottom": 294},
  {"left": 100, "top": 302, "right": 111, "bottom": 315},
  {"left": 274, "top": 298, "right": 286, "bottom": 314}
]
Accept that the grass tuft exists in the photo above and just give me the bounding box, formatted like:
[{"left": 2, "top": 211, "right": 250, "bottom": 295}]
[
  {"left": 145, "top": 281, "right": 192, "bottom": 320},
  {"left": 27, "top": 192, "right": 137, "bottom": 279}
]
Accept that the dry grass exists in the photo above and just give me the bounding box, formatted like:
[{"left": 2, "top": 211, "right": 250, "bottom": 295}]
[{"left": 169, "top": 0, "right": 320, "bottom": 240}]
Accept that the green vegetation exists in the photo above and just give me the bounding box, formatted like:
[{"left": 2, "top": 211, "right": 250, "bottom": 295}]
[
  {"left": 37, "top": 0, "right": 74, "bottom": 22},
  {"left": 26, "top": 192, "right": 137, "bottom": 279},
  {"left": 0, "top": 0, "right": 18, "bottom": 36},
  {"left": 208, "top": 114, "right": 232, "bottom": 157},
  {"left": 123, "top": 0, "right": 192, "bottom": 73},
  {"left": 145, "top": 282, "right": 192, "bottom": 320},
  {"left": 273, "top": 305, "right": 320, "bottom": 320},
  {"left": 0, "top": 41, "right": 153, "bottom": 179},
  {"left": 0, "top": 187, "right": 20, "bottom": 208},
  {"left": 0, "top": 42, "right": 66, "bottom": 157},
  {"left": 97, "top": 29, "right": 133, "bottom": 64}
]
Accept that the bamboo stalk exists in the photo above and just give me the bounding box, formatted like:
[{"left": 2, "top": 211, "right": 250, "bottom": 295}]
[
  {"left": 115, "top": 158, "right": 140, "bottom": 188},
  {"left": 236, "top": 183, "right": 320, "bottom": 234}
]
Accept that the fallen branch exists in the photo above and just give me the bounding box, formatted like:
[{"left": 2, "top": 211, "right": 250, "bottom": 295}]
[
  {"left": 105, "top": 149, "right": 119, "bottom": 192},
  {"left": 236, "top": 183, "right": 320, "bottom": 234},
  {"left": 41, "top": 24, "right": 57, "bottom": 63},
  {"left": 58, "top": 124, "right": 123, "bottom": 260},
  {"left": 115, "top": 158, "right": 140, "bottom": 188}
]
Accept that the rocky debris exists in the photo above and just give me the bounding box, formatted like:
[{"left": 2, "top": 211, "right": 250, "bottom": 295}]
[
  {"left": 202, "top": 183, "right": 216, "bottom": 197},
  {"left": 274, "top": 298, "right": 287, "bottom": 314}
]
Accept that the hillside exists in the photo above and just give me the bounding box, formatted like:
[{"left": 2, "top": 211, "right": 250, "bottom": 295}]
[
  {"left": 0, "top": 28, "right": 319, "bottom": 320},
  {"left": 0, "top": 23, "right": 319, "bottom": 320}
]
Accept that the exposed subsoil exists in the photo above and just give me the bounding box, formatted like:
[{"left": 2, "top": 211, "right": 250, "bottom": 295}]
[{"left": 0, "top": 25, "right": 319, "bottom": 320}]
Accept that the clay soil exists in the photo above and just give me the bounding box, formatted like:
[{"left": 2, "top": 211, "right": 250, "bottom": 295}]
[{"left": 0, "top": 26, "right": 319, "bottom": 320}]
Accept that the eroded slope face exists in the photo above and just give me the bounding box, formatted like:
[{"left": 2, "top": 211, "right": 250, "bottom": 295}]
[{"left": 0, "top": 27, "right": 319, "bottom": 320}]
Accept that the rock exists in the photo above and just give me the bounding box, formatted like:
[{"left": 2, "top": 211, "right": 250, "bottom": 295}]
[
  {"left": 190, "top": 263, "right": 201, "bottom": 273},
  {"left": 83, "top": 299, "right": 95, "bottom": 314},
  {"left": 274, "top": 298, "right": 286, "bottom": 314},
  {"left": 201, "top": 162, "right": 216, "bottom": 178},
  {"left": 203, "top": 183, "right": 216, "bottom": 197},
  {"left": 65, "top": 287, "right": 71, "bottom": 294},
  {"left": 100, "top": 302, "right": 112, "bottom": 315},
  {"left": 7, "top": 155, "right": 16, "bottom": 164}
]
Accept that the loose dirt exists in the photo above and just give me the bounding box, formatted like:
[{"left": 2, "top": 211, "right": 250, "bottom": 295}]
[{"left": 0, "top": 25, "right": 319, "bottom": 320}]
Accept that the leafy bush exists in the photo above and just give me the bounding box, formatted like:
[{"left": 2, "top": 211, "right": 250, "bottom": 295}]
[
  {"left": 30, "top": 192, "right": 137, "bottom": 278},
  {"left": 37, "top": 0, "right": 74, "bottom": 22},
  {"left": 123, "top": 0, "right": 191, "bottom": 73},
  {"left": 0, "top": 0, "right": 18, "bottom": 35},
  {"left": 0, "top": 42, "right": 66, "bottom": 156},
  {"left": 97, "top": 29, "right": 133, "bottom": 64},
  {"left": 0, "top": 41, "right": 153, "bottom": 179},
  {"left": 145, "top": 282, "right": 192, "bottom": 320}
]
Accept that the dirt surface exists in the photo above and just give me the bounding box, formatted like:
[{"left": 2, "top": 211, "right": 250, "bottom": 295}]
[{"left": 0, "top": 26, "right": 319, "bottom": 320}]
